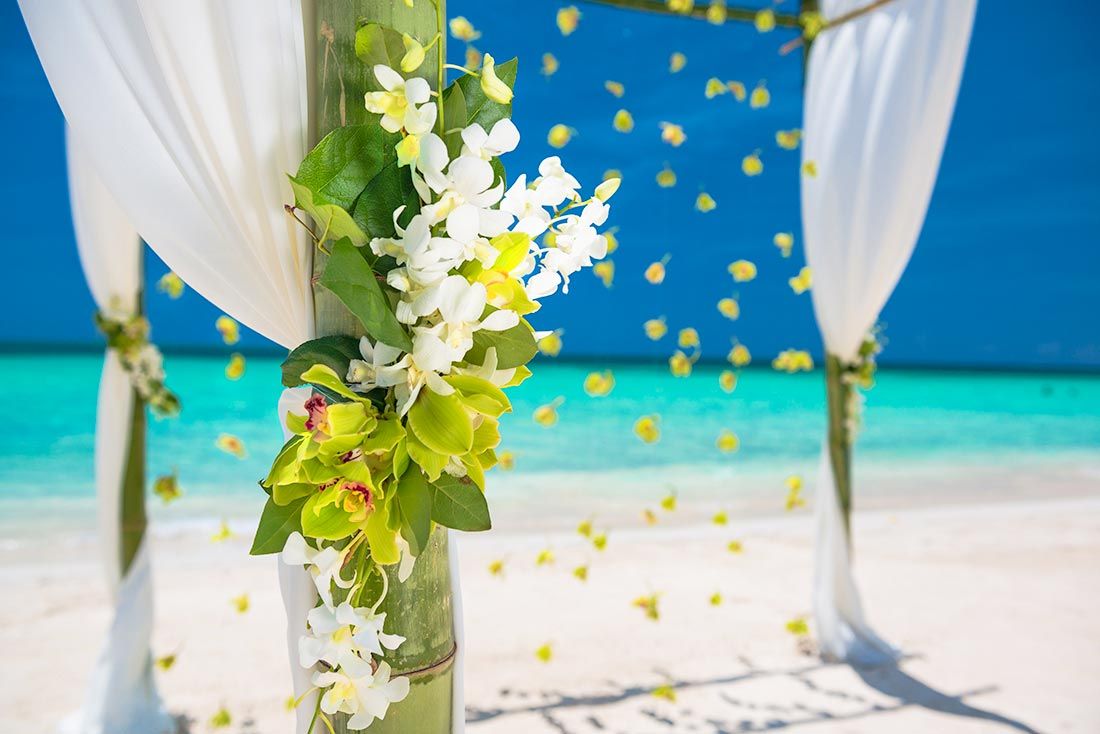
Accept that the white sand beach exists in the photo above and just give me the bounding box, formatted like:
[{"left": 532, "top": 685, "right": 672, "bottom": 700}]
[{"left": 2, "top": 493, "right": 1098, "bottom": 733}]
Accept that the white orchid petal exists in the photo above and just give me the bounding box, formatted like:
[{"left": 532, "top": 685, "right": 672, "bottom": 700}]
[{"left": 479, "top": 309, "right": 520, "bottom": 331}]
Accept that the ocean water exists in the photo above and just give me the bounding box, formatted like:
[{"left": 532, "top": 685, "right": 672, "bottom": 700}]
[{"left": 1, "top": 353, "right": 1098, "bottom": 536}]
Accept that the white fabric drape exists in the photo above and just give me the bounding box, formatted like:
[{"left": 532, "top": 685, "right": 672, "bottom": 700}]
[
  {"left": 23, "top": 3, "right": 466, "bottom": 728},
  {"left": 64, "top": 135, "right": 173, "bottom": 734},
  {"left": 801, "top": 0, "right": 977, "bottom": 664}
]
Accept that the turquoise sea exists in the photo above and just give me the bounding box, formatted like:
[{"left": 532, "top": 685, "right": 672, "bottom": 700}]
[{"left": 2, "top": 353, "right": 1099, "bottom": 537}]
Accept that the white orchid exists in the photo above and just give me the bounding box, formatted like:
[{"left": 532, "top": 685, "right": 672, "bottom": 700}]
[
  {"left": 281, "top": 532, "right": 354, "bottom": 608},
  {"left": 422, "top": 156, "right": 514, "bottom": 241},
  {"left": 347, "top": 337, "right": 410, "bottom": 393},
  {"left": 460, "top": 119, "right": 520, "bottom": 161},
  {"left": 347, "top": 662, "right": 411, "bottom": 730},
  {"left": 406, "top": 276, "right": 519, "bottom": 368},
  {"left": 299, "top": 601, "right": 406, "bottom": 669},
  {"left": 501, "top": 174, "right": 553, "bottom": 237},
  {"left": 365, "top": 65, "right": 433, "bottom": 134},
  {"left": 532, "top": 156, "right": 581, "bottom": 207},
  {"left": 455, "top": 346, "right": 517, "bottom": 387}
]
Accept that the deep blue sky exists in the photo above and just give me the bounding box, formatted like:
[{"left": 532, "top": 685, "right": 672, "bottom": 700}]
[{"left": 1, "top": 0, "right": 1097, "bottom": 369}]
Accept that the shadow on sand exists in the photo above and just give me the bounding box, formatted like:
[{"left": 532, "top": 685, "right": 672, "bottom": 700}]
[{"left": 466, "top": 654, "right": 1042, "bottom": 733}]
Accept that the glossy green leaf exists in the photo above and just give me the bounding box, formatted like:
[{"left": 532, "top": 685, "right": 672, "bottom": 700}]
[
  {"left": 465, "top": 315, "right": 537, "bottom": 369},
  {"left": 429, "top": 474, "right": 491, "bottom": 532},
  {"left": 351, "top": 159, "right": 420, "bottom": 241},
  {"left": 407, "top": 389, "right": 473, "bottom": 456},
  {"left": 455, "top": 58, "right": 517, "bottom": 130},
  {"left": 281, "top": 336, "right": 361, "bottom": 388},
  {"left": 288, "top": 178, "right": 368, "bottom": 246},
  {"left": 293, "top": 125, "right": 390, "bottom": 210},
  {"left": 250, "top": 496, "right": 307, "bottom": 555},
  {"left": 320, "top": 238, "right": 413, "bottom": 351},
  {"left": 441, "top": 81, "right": 468, "bottom": 159},
  {"left": 354, "top": 24, "right": 409, "bottom": 86}
]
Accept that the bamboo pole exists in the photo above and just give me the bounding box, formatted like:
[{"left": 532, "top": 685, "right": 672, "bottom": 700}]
[
  {"left": 824, "top": 355, "right": 853, "bottom": 544},
  {"left": 118, "top": 286, "right": 147, "bottom": 575},
  {"left": 310, "top": 2, "right": 454, "bottom": 732}
]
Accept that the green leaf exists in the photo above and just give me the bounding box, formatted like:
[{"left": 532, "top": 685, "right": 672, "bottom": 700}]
[
  {"left": 351, "top": 159, "right": 421, "bottom": 241},
  {"left": 250, "top": 496, "right": 307, "bottom": 555},
  {"left": 455, "top": 58, "right": 518, "bottom": 130},
  {"left": 355, "top": 24, "right": 409, "bottom": 85},
  {"left": 395, "top": 468, "right": 432, "bottom": 554},
  {"left": 281, "top": 336, "right": 361, "bottom": 388},
  {"left": 429, "top": 474, "right": 491, "bottom": 532},
  {"left": 407, "top": 389, "right": 473, "bottom": 456},
  {"left": 465, "top": 315, "right": 537, "bottom": 369},
  {"left": 440, "top": 82, "right": 468, "bottom": 160},
  {"left": 319, "top": 238, "right": 413, "bottom": 351},
  {"left": 289, "top": 178, "right": 368, "bottom": 246},
  {"left": 294, "top": 125, "right": 391, "bottom": 210}
]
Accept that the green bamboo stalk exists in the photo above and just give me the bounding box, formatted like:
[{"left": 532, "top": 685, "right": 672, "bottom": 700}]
[
  {"left": 824, "top": 355, "right": 853, "bottom": 544},
  {"left": 310, "top": 2, "right": 454, "bottom": 732},
  {"left": 118, "top": 286, "right": 147, "bottom": 576}
]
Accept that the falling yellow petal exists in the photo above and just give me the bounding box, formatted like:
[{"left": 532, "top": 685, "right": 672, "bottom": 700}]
[
  {"left": 645, "top": 261, "right": 667, "bottom": 285},
  {"left": 535, "top": 643, "right": 553, "bottom": 662},
  {"left": 536, "top": 549, "right": 555, "bottom": 566},
  {"left": 547, "top": 124, "right": 573, "bottom": 148},
  {"left": 488, "top": 559, "right": 505, "bottom": 576},
  {"left": 660, "top": 492, "right": 677, "bottom": 511},
  {"left": 704, "top": 77, "right": 727, "bottom": 99},
  {"left": 211, "top": 520, "right": 233, "bottom": 543},
  {"left": 666, "top": 0, "right": 694, "bottom": 13},
  {"left": 215, "top": 434, "right": 246, "bottom": 459},
  {"left": 659, "top": 121, "right": 686, "bottom": 146},
  {"left": 541, "top": 52, "right": 559, "bottom": 77},
  {"left": 727, "top": 539, "right": 744, "bottom": 554},
  {"left": 712, "top": 511, "right": 728, "bottom": 525},
  {"left": 717, "top": 297, "right": 740, "bottom": 320},
  {"left": 612, "top": 109, "right": 634, "bottom": 133},
  {"left": 593, "top": 260, "right": 615, "bottom": 288},
  {"left": 604, "top": 80, "right": 626, "bottom": 97},
  {"left": 695, "top": 192, "right": 717, "bottom": 212},
  {"left": 498, "top": 451, "right": 515, "bottom": 470},
  {"left": 465, "top": 45, "right": 482, "bottom": 69},
  {"left": 709, "top": 592, "right": 723, "bottom": 606},
  {"left": 533, "top": 401, "right": 561, "bottom": 427},
  {"left": 776, "top": 129, "right": 802, "bottom": 150},
  {"left": 706, "top": 0, "right": 728, "bottom": 25},
  {"left": 573, "top": 564, "right": 589, "bottom": 581},
  {"left": 750, "top": 83, "right": 770, "bottom": 109},
  {"left": 557, "top": 5, "right": 581, "bottom": 35},
  {"left": 669, "top": 350, "right": 693, "bottom": 377},
  {"left": 643, "top": 508, "right": 658, "bottom": 525},
  {"left": 153, "top": 472, "right": 182, "bottom": 504},
  {"left": 719, "top": 370, "right": 737, "bottom": 393},
  {"left": 678, "top": 328, "right": 700, "bottom": 349},
  {"left": 605, "top": 230, "right": 620, "bottom": 254},
  {"left": 773, "top": 232, "right": 794, "bottom": 257},
  {"left": 577, "top": 519, "right": 593, "bottom": 538},
  {"left": 215, "top": 315, "right": 239, "bottom": 345},
  {"left": 155, "top": 653, "right": 177, "bottom": 671},
  {"left": 633, "top": 593, "right": 661, "bottom": 621},
  {"left": 789, "top": 266, "right": 813, "bottom": 294},
  {"left": 754, "top": 8, "right": 776, "bottom": 32},
  {"left": 786, "top": 475, "right": 803, "bottom": 492},
  {"left": 728, "top": 343, "right": 751, "bottom": 367},
  {"left": 538, "top": 330, "right": 563, "bottom": 356},
  {"left": 785, "top": 479, "right": 806, "bottom": 511},
  {"left": 772, "top": 349, "right": 814, "bottom": 373},
  {"left": 157, "top": 272, "right": 185, "bottom": 299},
  {"left": 656, "top": 166, "right": 677, "bottom": 188},
  {"left": 448, "top": 16, "right": 481, "bottom": 42},
  {"left": 716, "top": 429, "right": 740, "bottom": 453},
  {"left": 802, "top": 160, "right": 818, "bottom": 178},
  {"left": 225, "top": 352, "right": 246, "bottom": 381},
  {"left": 742, "top": 152, "right": 764, "bottom": 176},
  {"left": 210, "top": 707, "right": 232, "bottom": 729},
  {"left": 232, "top": 593, "right": 250, "bottom": 614},
  {"left": 644, "top": 317, "right": 668, "bottom": 340},
  {"left": 786, "top": 616, "right": 810, "bottom": 636},
  {"left": 727, "top": 80, "right": 746, "bottom": 101},
  {"left": 801, "top": 10, "right": 826, "bottom": 40},
  {"left": 669, "top": 52, "right": 687, "bottom": 73},
  {"left": 728, "top": 260, "right": 757, "bottom": 282},
  {"left": 583, "top": 370, "right": 615, "bottom": 397},
  {"left": 592, "top": 533, "right": 608, "bottom": 551},
  {"left": 652, "top": 684, "right": 677, "bottom": 701},
  {"left": 634, "top": 415, "right": 661, "bottom": 443}
]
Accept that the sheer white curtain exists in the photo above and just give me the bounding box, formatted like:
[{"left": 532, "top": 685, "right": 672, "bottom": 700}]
[
  {"left": 801, "top": 0, "right": 977, "bottom": 664},
  {"left": 64, "top": 133, "right": 174, "bottom": 734},
  {"left": 22, "top": 1, "right": 465, "bottom": 729}
]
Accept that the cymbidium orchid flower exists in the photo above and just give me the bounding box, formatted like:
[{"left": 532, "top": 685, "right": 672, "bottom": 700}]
[
  {"left": 282, "top": 532, "right": 354, "bottom": 608},
  {"left": 365, "top": 65, "right": 432, "bottom": 134}
]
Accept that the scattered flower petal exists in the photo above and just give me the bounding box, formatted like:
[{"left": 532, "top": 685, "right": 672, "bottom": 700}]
[{"left": 557, "top": 6, "right": 581, "bottom": 36}]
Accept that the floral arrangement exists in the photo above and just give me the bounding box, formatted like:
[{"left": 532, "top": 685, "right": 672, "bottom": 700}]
[
  {"left": 94, "top": 298, "right": 179, "bottom": 416},
  {"left": 837, "top": 328, "right": 884, "bottom": 441},
  {"left": 250, "top": 22, "right": 616, "bottom": 730}
]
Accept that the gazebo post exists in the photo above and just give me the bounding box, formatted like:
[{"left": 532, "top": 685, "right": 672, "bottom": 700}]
[
  {"left": 308, "top": 2, "right": 456, "bottom": 732},
  {"left": 118, "top": 283, "right": 148, "bottom": 575}
]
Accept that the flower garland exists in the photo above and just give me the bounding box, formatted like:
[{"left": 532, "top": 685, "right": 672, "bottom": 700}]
[
  {"left": 252, "top": 23, "right": 616, "bottom": 731},
  {"left": 94, "top": 298, "right": 179, "bottom": 417},
  {"left": 837, "top": 328, "right": 884, "bottom": 441}
]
